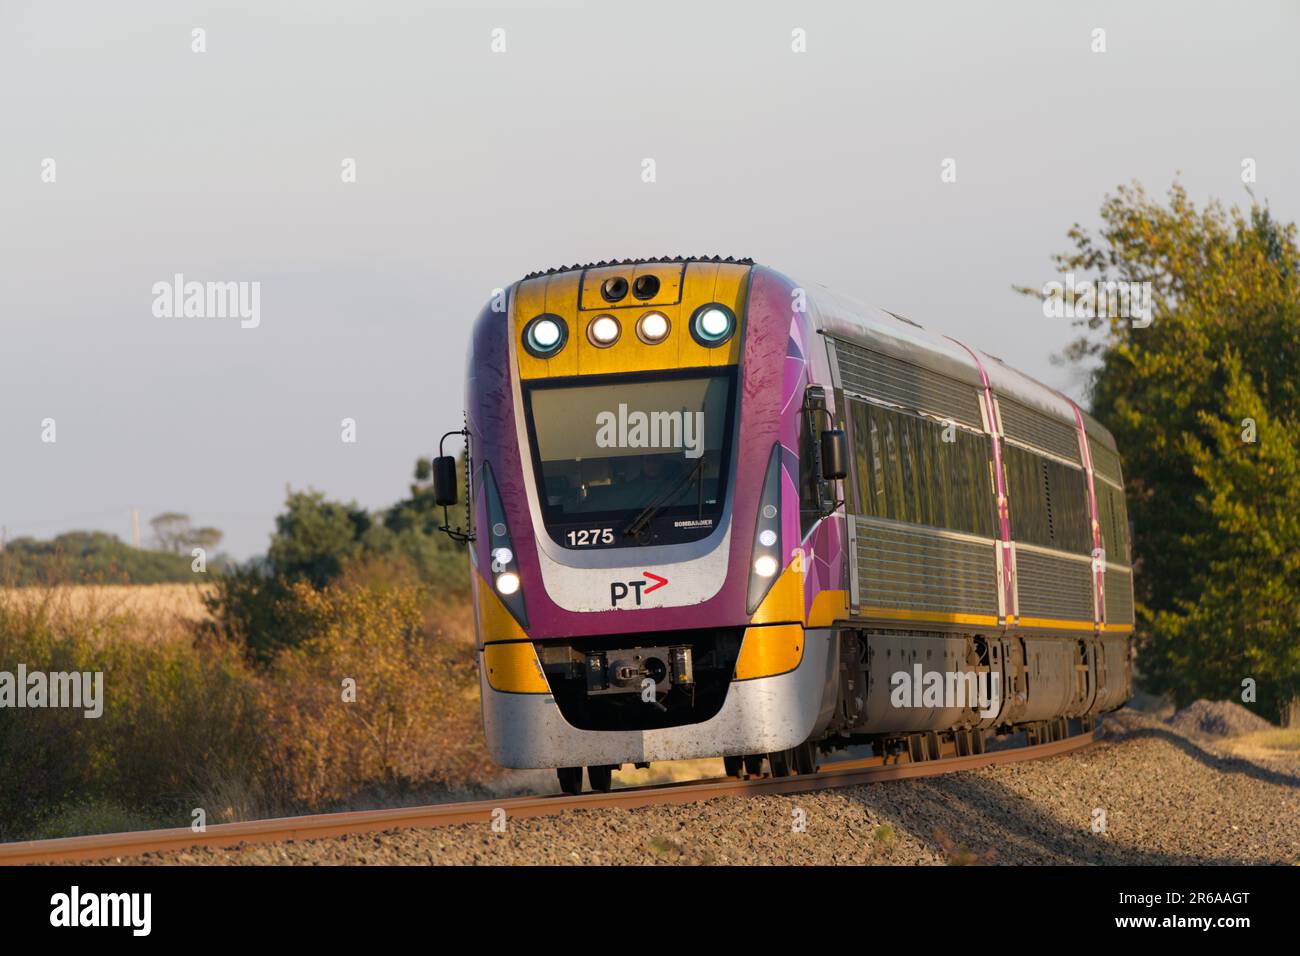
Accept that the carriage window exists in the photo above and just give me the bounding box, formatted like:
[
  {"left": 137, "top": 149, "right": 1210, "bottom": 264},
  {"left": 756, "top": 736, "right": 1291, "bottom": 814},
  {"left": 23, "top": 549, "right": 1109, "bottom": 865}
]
[
  {"left": 1004, "top": 443, "right": 1091, "bottom": 554},
  {"left": 848, "top": 399, "right": 995, "bottom": 538},
  {"left": 1113, "top": 484, "right": 1132, "bottom": 563},
  {"left": 1095, "top": 482, "right": 1131, "bottom": 565}
]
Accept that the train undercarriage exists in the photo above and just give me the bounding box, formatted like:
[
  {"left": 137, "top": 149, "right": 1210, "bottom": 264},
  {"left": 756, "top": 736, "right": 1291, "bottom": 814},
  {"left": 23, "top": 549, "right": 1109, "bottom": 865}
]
[{"left": 543, "top": 626, "right": 1130, "bottom": 794}]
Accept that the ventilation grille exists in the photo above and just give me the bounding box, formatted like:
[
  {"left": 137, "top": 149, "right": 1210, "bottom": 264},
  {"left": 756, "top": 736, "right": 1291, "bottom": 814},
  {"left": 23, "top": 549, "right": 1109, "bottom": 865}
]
[
  {"left": 1105, "top": 566, "right": 1135, "bottom": 626},
  {"left": 999, "top": 399, "right": 1081, "bottom": 463},
  {"left": 854, "top": 517, "right": 998, "bottom": 617},
  {"left": 1016, "top": 548, "right": 1094, "bottom": 622},
  {"left": 523, "top": 255, "right": 752, "bottom": 279},
  {"left": 1089, "top": 435, "right": 1123, "bottom": 486},
  {"left": 833, "top": 339, "right": 983, "bottom": 430}
]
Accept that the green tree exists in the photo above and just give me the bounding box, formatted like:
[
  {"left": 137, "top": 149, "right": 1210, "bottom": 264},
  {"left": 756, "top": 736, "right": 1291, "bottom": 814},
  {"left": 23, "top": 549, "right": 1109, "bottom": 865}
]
[
  {"left": 1154, "top": 353, "right": 1300, "bottom": 725},
  {"left": 0, "top": 531, "right": 195, "bottom": 585},
  {"left": 267, "top": 489, "right": 371, "bottom": 588},
  {"left": 1028, "top": 181, "right": 1300, "bottom": 722},
  {"left": 207, "top": 476, "right": 469, "bottom": 665}
]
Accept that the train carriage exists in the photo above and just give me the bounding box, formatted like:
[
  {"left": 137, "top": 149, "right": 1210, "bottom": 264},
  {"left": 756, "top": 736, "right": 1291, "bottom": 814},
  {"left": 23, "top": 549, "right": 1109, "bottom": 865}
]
[{"left": 435, "top": 256, "right": 1133, "bottom": 793}]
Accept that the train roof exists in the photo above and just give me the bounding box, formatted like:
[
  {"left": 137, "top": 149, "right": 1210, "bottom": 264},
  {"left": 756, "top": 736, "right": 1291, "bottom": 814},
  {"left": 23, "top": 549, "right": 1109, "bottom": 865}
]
[
  {"left": 503, "top": 257, "right": 1117, "bottom": 453},
  {"left": 791, "top": 275, "right": 1119, "bottom": 453},
  {"left": 521, "top": 255, "right": 753, "bottom": 280}
]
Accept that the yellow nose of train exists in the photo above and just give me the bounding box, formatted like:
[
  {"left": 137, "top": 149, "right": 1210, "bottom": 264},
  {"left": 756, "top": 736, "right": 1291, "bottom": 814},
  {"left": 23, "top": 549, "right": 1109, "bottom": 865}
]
[{"left": 512, "top": 259, "right": 752, "bottom": 379}]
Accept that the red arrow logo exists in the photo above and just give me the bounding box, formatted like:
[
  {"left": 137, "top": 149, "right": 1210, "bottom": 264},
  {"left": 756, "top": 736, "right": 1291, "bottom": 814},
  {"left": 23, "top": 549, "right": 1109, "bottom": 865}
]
[{"left": 643, "top": 571, "right": 668, "bottom": 593}]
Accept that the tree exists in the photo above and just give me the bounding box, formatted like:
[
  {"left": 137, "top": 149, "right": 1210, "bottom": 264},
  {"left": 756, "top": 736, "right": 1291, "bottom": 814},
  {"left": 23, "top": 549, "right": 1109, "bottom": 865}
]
[
  {"left": 187, "top": 527, "right": 224, "bottom": 554},
  {"left": 148, "top": 513, "right": 223, "bottom": 557},
  {"left": 0, "top": 531, "right": 195, "bottom": 585},
  {"left": 205, "top": 482, "right": 467, "bottom": 664},
  {"left": 1025, "top": 181, "right": 1300, "bottom": 722},
  {"left": 149, "top": 512, "right": 192, "bottom": 553},
  {"left": 267, "top": 489, "right": 371, "bottom": 588},
  {"left": 1154, "top": 352, "right": 1300, "bottom": 725}
]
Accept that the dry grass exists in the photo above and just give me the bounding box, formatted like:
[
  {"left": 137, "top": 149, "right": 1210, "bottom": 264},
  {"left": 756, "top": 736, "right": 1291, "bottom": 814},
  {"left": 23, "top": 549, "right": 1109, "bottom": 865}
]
[
  {"left": 1223, "top": 728, "right": 1300, "bottom": 761},
  {"left": 610, "top": 758, "right": 727, "bottom": 789},
  {"left": 0, "top": 584, "right": 212, "bottom": 644}
]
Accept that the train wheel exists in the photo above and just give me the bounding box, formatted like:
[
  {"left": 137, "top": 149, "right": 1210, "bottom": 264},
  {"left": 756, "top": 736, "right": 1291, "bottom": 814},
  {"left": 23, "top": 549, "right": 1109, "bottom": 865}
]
[
  {"left": 587, "top": 764, "right": 615, "bottom": 792},
  {"left": 793, "top": 741, "right": 820, "bottom": 775},
  {"left": 723, "top": 755, "right": 744, "bottom": 778},
  {"left": 767, "top": 749, "right": 793, "bottom": 777},
  {"left": 556, "top": 766, "right": 583, "bottom": 795},
  {"left": 906, "top": 735, "right": 925, "bottom": 762},
  {"left": 925, "top": 731, "right": 942, "bottom": 761},
  {"left": 742, "top": 754, "right": 765, "bottom": 777}
]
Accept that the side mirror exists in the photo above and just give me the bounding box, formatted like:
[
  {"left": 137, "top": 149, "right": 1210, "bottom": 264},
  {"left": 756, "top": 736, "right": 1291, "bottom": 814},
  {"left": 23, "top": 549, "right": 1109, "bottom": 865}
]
[
  {"left": 432, "top": 455, "right": 459, "bottom": 506},
  {"left": 820, "top": 429, "right": 847, "bottom": 481}
]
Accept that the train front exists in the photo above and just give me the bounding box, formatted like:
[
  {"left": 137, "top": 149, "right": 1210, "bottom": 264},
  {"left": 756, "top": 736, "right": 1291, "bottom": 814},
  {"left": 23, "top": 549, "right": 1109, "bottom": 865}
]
[{"left": 454, "top": 259, "right": 846, "bottom": 790}]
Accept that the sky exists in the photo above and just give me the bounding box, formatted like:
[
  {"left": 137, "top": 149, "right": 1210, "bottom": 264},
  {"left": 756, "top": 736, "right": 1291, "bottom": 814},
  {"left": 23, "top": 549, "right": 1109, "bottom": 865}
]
[{"left": 2, "top": 0, "right": 1297, "bottom": 559}]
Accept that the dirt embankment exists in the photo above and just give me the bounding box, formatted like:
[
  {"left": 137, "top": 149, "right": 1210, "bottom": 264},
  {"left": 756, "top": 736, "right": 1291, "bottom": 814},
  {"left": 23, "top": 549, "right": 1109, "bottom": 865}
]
[{"left": 93, "top": 703, "right": 1300, "bottom": 866}]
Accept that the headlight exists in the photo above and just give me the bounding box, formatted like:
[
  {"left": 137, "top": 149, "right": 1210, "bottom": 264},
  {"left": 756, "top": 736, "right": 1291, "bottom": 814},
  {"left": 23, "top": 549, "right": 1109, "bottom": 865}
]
[
  {"left": 690, "top": 303, "right": 736, "bottom": 347},
  {"left": 747, "top": 444, "right": 785, "bottom": 613},
  {"left": 480, "top": 462, "right": 528, "bottom": 627},
  {"left": 636, "top": 311, "right": 670, "bottom": 343},
  {"left": 522, "top": 314, "right": 567, "bottom": 358},
  {"left": 587, "top": 314, "right": 621, "bottom": 347}
]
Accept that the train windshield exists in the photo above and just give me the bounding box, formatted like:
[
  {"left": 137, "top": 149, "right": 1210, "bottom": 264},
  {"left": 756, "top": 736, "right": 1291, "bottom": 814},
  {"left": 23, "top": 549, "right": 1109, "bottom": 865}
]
[{"left": 523, "top": 369, "right": 736, "bottom": 548}]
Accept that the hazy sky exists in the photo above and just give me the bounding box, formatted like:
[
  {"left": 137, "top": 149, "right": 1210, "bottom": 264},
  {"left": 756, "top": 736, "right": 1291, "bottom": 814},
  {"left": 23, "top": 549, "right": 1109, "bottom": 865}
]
[{"left": 2, "top": 0, "right": 1296, "bottom": 559}]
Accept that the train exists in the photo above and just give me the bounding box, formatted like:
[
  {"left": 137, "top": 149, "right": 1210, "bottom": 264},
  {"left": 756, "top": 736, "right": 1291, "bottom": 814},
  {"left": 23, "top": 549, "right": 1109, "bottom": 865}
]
[{"left": 434, "top": 256, "right": 1134, "bottom": 794}]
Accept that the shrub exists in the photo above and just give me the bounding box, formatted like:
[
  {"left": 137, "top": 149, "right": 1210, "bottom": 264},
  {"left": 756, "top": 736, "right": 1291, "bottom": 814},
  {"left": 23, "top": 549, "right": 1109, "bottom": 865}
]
[
  {"left": 0, "top": 531, "right": 198, "bottom": 586},
  {"left": 0, "top": 590, "right": 265, "bottom": 840},
  {"left": 200, "top": 566, "right": 318, "bottom": 665},
  {"left": 0, "top": 575, "right": 492, "bottom": 841},
  {"left": 259, "top": 582, "right": 491, "bottom": 806}
]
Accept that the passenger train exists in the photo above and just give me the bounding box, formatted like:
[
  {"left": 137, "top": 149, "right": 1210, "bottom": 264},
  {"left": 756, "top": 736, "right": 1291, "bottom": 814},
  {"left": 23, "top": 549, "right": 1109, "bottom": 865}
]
[{"left": 434, "top": 256, "right": 1134, "bottom": 794}]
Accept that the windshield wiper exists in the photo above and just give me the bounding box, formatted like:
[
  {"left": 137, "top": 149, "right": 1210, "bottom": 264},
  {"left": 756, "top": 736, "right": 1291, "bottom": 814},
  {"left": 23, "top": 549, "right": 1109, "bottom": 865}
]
[{"left": 622, "top": 457, "right": 705, "bottom": 539}]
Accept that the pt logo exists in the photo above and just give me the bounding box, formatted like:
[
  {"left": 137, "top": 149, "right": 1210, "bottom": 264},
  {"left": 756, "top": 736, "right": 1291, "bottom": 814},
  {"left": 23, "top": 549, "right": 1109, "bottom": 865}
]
[{"left": 610, "top": 571, "right": 668, "bottom": 606}]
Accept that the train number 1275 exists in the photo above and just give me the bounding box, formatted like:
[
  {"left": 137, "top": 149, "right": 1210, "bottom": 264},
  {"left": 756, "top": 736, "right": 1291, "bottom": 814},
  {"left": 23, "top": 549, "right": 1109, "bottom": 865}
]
[{"left": 567, "top": 527, "right": 614, "bottom": 547}]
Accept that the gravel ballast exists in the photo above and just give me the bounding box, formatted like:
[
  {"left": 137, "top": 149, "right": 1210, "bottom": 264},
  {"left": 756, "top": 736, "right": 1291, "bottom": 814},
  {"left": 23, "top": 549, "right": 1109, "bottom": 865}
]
[
  {"left": 90, "top": 707, "right": 1299, "bottom": 865},
  {"left": 1166, "top": 699, "right": 1275, "bottom": 738}
]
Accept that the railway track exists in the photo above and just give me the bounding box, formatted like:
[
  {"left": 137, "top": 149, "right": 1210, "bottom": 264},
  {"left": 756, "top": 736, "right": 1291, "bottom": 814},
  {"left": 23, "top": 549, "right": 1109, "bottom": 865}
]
[{"left": 0, "top": 727, "right": 1099, "bottom": 865}]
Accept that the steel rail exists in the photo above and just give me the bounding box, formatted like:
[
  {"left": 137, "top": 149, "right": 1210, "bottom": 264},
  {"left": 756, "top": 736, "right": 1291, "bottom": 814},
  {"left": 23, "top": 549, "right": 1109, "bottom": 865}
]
[{"left": 0, "top": 727, "right": 1099, "bottom": 865}]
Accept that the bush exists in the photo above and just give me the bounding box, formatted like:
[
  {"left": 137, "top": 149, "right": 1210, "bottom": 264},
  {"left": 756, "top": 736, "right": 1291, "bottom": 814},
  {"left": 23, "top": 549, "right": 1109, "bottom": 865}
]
[
  {"left": 260, "top": 581, "right": 490, "bottom": 806},
  {"left": 0, "top": 590, "right": 265, "bottom": 840},
  {"left": 200, "top": 566, "right": 318, "bottom": 665},
  {"left": 203, "top": 488, "right": 472, "bottom": 664},
  {"left": 267, "top": 490, "right": 371, "bottom": 589},
  {"left": 0, "top": 576, "right": 492, "bottom": 840},
  {"left": 0, "top": 531, "right": 198, "bottom": 586}
]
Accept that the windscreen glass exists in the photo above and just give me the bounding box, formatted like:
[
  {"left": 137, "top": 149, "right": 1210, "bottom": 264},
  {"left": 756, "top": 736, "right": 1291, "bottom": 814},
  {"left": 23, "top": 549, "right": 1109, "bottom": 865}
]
[{"left": 523, "top": 370, "right": 735, "bottom": 548}]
